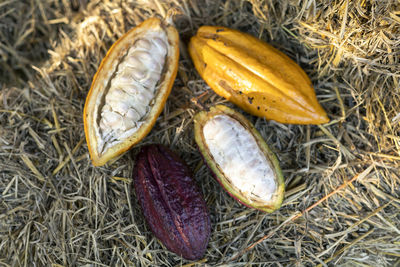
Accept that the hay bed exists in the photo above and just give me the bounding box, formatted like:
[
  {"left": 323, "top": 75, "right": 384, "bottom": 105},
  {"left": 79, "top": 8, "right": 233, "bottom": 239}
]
[{"left": 1, "top": 0, "right": 400, "bottom": 266}]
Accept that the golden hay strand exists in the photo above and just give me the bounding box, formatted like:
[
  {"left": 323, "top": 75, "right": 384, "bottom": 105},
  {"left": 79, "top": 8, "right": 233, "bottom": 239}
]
[{"left": 0, "top": 0, "right": 399, "bottom": 266}]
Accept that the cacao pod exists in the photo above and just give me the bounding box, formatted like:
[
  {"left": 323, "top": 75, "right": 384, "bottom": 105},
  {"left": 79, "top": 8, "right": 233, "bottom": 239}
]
[
  {"left": 194, "top": 105, "right": 285, "bottom": 212},
  {"left": 189, "top": 26, "right": 329, "bottom": 125},
  {"left": 84, "top": 18, "right": 179, "bottom": 166},
  {"left": 134, "top": 144, "right": 211, "bottom": 260}
]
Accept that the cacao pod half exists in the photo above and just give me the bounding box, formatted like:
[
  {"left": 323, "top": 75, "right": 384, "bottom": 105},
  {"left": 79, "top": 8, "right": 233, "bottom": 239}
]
[
  {"left": 189, "top": 26, "right": 329, "bottom": 125},
  {"left": 134, "top": 144, "right": 211, "bottom": 260},
  {"left": 194, "top": 105, "right": 285, "bottom": 212},
  {"left": 84, "top": 18, "right": 179, "bottom": 166}
]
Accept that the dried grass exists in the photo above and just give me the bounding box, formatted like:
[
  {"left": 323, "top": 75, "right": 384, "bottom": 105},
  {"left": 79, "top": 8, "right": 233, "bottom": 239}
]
[{"left": 1, "top": 0, "right": 400, "bottom": 266}]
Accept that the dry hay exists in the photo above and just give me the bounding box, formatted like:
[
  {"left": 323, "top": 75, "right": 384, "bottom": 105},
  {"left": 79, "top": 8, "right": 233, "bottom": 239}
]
[{"left": 1, "top": 0, "right": 400, "bottom": 266}]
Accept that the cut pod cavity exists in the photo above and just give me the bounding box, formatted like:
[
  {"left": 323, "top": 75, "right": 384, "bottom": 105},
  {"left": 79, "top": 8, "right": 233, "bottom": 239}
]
[
  {"left": 194, "top": 105, "right": 285, "bottom": 212},
  {"left": 84, "top": 18, "right": 179, "bottom": 166}
]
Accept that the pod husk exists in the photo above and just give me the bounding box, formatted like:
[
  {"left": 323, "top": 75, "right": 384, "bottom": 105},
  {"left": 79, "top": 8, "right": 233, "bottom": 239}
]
[
  {"left": 84, "top": 18, "right": 179, "bottom": 166},
  {"left": 134, "top": 144, "right": 211, "bottom": 260},
  {"left": 194, "top": 105, "right": 285, "bottom": 213},
  {"left": 189, "top": 26, "right": 329, "bottom": 125}
]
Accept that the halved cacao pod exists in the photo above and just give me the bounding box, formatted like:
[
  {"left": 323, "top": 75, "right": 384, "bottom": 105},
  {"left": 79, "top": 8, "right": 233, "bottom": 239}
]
[
  {"left": 134, "top": 144, "right": 211, "bottom": 260},
  {"left": 189, "top": 26, "right": 329, "bottom": 125},
  {"left": 194, "top": 105, "right": 285, "bottom": 212},
  {"left": 84, "top": 18, "right": 179, "bottom": 166}
]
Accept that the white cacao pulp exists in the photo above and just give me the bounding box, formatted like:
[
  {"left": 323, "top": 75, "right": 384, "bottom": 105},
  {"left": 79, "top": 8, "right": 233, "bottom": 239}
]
[
  {"left": 96, "top": 31, "right": 168, "bottom": 154},
  {"left": 203, "top": 115, "right": 277, "bottom": 202},
  {"left": 84, "top": 17, "right": 179, "bottom": 166}
]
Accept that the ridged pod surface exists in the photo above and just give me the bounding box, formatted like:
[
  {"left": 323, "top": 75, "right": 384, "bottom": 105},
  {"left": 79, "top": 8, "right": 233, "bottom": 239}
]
[
  {"left": 194, "top": 105, "right": 285, "bottom": 212},
  {"left": 84, "top": 18, "right": 179, "bottom": 166},
  {"left": 189, "top": 26, "right": 329, "bottom": 125},
  {"left": 134, "top": 144, "right": 211, "bottom": 260}
]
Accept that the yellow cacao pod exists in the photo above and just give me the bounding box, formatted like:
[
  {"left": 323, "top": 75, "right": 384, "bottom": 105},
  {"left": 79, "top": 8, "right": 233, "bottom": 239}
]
[
  {"left": 188, "top": 26, "right": 329, "bottom": 125},
  {"left": 84, "top": 17, "right": 179, "bottom": 166}
]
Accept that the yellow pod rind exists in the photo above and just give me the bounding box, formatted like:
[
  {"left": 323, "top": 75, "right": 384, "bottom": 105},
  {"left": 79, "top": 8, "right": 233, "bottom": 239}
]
[
  {"left": 188, "top": 26, "right": 329, "bottom": 125},
  {"left": 84, "top": 18, "right": 179, "bottom": 166}
]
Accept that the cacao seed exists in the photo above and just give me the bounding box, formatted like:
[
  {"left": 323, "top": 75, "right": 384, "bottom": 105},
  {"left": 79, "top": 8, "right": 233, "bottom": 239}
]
[
  {"left": 194, "top": 105, "right": 285, "bottom": 212},
  {"left": 134, "top": 144, "right": 211, "bottom": 260}
]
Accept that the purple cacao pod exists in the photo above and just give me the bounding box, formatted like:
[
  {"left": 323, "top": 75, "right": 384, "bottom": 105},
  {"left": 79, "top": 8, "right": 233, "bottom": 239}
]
[{"left": 134, "top": 144, "right": 211, "bottom": 260}]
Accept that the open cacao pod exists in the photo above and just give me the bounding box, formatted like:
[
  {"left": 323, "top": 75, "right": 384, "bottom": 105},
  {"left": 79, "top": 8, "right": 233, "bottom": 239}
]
[
  {"left": 134, "top": 144, "right": 211, "bottom": 260},
  {"left": 189, "top": 26, "right": 329, "bottom": 125},
  {"left": 84, "top": 18, "right": 179, "bottom": 166},
  {"left": 194, "top": 105, "right": 285, "bottom": 212}
]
